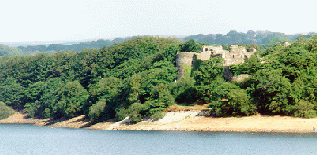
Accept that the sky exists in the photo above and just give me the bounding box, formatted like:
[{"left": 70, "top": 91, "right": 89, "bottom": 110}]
[{"left": 1, "top": 0, "right": 316, "bottom": 42}]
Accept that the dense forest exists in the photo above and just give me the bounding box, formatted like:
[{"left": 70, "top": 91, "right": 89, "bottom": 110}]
[
  {"left": 1, "top": 30, "right": 312, "bottom": 56},
  {"left": 0, "top": 37, "right": 180, "bottom": 122},
  {"left": 182, "top": 30, "right": 317, "bottom": 46},
  {"left": 16, "top": 37, "right": 131, "bottom": 54},
  {"left": 0, "top": 44, "right": 23, "bottom": 56},
  {"left": 1, "top": 35, "right": 317, "bottom": 124}
]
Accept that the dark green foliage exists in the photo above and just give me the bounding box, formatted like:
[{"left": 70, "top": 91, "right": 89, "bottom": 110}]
[
  {"left": 0, "top": 78, "right": 26, "bottom": 110},
  {"left": 227, "top": 89, "right": 255, "bottom": 115},
  {"left": 193, "top": 56, "right": 224, "bottom": 86},
  {"left": 183, "top": 30, "right": 298, "bottom": 45},
  {"left": 24, "top": 101, "right": 39, "bottom": 118},
  {"left": 192, "top": 56, "right": 256, "bottom": 116},
  {"left": 0, "top": 37, "right": 185, "bottom": 123},
  {"left": 148, "top": 84, "right": 175, "bottom": 107},
  {"left": 3, "top": 35, "right": 317, "bottom": 123},
  {"left": 88, "top": 99, "right": 107, "bottom": 123},
  {"left": 60, "top": 81, "right": 90, "bottom": 118},
  {"left": 251, "top": 69, "right": 292, "bottom": 115},
  {"left": 88, "top": 77, "right": 125, "bottom": 122},
  {"left": 244, "top": 36, "right": 317, "bottom": 117},
  {"left": 101, "top": 37, "right": 180, "bottom": 79},
  {"left": 229, "top": 56, "right": 263, "bottom": 75},
  {"left": 207, "top": 80, "right": 255, "bottom": 117},
  {"left": 85, "top": 37, "right": 180, "bottom": 122},
  {"left": 0, "top": 36, "right": 181, "bottom": 122},
  {"left": 191, "top": 37, "right": 317, "bottom": 118},
  {"left": 0, "top": 101, "right": 15, "bottom": 119},
  {"left": 126, "top": 102, "right": 147, "bottom": 123},
  {"left": 293, "top": 100, "right": 316, "bottom": 118},
  {"left": 120, "top": 76, "right": 175, "bottom": 122},
  {"left": 17, "top": 38, "right": 131, "bottom": 54},
  {"left": 171, "top": 77, "right": 200, "bottom": 105},
  {"left": 179, "top": 39, "right": 201, "bottom": 52},
  {"left": 24, "top": 78, "right": 89, "bottom": 119}
]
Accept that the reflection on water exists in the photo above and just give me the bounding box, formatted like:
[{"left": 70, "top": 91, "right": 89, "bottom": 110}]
[{"left": 0, "top": 124, "right": 316, "bottom": 154}]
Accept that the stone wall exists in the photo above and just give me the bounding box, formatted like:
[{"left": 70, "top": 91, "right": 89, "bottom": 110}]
[
  {"left": 201, "top": 45, "right": 223, "bottom": 53},
  {"left": 195, "top": 51, "right": 211, "bottom": 61},
  {"left": 176, "top": 45, "right": 256, "bottom": 79},
  {"left": 222, "top": 45, "right": 255, "bottom": 66},
  {"left": 176, "top": 52, "right": 196, "bottom": 79}
]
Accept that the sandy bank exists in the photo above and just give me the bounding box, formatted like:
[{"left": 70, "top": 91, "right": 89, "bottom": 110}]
[
  {"left": 0, "top": 113, "right": 89, "bottom": 128},
  {"left": 2, "top": 112, "right": 317, "bottom": 133}
]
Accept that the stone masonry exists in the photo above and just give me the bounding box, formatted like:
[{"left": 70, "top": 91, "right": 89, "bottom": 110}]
[
  {"left": 176, "top": 52, "right": 196, "bottom": 79},
  {"left": 200, "top": 45, "right": 255, "bottom": 66},
  {"left": 176, "top": 45, "right": 256, "bottom": 79}
]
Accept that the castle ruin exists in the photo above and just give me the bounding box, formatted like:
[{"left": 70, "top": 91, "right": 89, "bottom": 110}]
[{"left": 176, "top": 45, "right": 256, "bottom": 79}]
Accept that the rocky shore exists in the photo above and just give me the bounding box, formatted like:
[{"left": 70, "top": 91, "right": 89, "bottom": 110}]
[{"left": 1, "top": 111, "right": 317, "bottom": 133}]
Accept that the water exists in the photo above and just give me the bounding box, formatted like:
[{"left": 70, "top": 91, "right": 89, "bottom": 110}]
[{"left": 0, "top": 124, "right": 316, "bottom": 154}]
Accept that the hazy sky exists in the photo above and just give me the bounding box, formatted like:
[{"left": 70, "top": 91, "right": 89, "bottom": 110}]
[{"left": 1, "top": 0, "right": 316, "bottom": 42}]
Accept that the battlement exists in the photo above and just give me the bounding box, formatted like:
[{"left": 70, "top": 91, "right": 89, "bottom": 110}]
[
  {"left": 201, "top": 45, "right": 223, "bottom": 53},
  {"left": 176, "top": 45, "right": 256, "bottom": 79}
]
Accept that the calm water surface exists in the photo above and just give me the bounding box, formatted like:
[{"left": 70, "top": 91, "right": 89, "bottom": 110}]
[{"left": 0, "top": 124, "right": 317, "bottom": 154}]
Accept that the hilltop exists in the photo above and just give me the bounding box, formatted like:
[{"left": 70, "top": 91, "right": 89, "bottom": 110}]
[
  {"left": 1, "top": 35, "right": 317, "bottom": 128},
  {"left": 0, "top": 30, "right": 312, "bottom": 56}
]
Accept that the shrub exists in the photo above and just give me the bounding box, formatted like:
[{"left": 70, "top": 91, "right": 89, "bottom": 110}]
[
  {"left": 115, "top": 107, "right": 128, "bottom": 121},
  {"left": 150, "top": 111, "right": 166, "bottom": 121},
  {"left": 24, "top": 79, "right": 89, "bottom": 119},
  {"left": 208, "top": 101, "right": 226, "bottom": 117},
  {"left": 294, "top": 100, "right": 316, "bottom": 118},
  {"left": 88, "top": 100, "right": 107, "bottom": 123},
  {"left": 0, "top": 78, "right": 26, "bottom": 110},
  {"left": 58, "top": 81, "right": 89, "bottom": 119},
  {"left": 171, "top": 77, "right": 199, "bottom": 105},
  {"left": 0, "top": 101, "right": 15, "bottom": 119},
  {"left": 24, "top": 101, "right": 40, "bottom": 118},
  {"left": 227, "top": 89, "right": 255, "bottom": 116},
  {"left": 127, "top": 102, "right": 147, "bottom": 123},
  {"left": 208, "top": 88, "right": 254, "bottom": 117}
]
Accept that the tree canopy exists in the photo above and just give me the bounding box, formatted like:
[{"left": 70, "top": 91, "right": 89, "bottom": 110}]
[{"left": 1, "top": 35, "right": 317, "bottom": 124}]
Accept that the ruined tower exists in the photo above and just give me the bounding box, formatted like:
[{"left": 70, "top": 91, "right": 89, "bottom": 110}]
[
  {"left": 176, "top": 52, "right": 196, "bottom": 79},
  {"left": 176, "top": 45, "right": 256, "bottom": 79}
]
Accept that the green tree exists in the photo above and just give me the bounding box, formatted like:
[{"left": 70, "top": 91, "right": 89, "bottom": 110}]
[
  {"left": 193, "top": 56, "right": 224, "bottom": 86},
  {"left": 179, "top": 39, "right": 201, "bottom": 52},
  {"left": 24, "top": 78, "right": 88, "bottom": 119},
  {"left": 207, "top": 79, "right": 254, "bottom": 117},
  {"left": 57, "top": 81, "right": 89, "bottom": 118},
  {"left": 88, "top": 76, "right": 125, "bottom": 122},
  {"left": 0, "top": 78, "right": 26, "bottom": 110},
  {"left": 293, "top": 100, "right": 316, "bottom": 118},
  {"left": 88, "top": 99, "right": 107, "bottom": 123},
  {"left": 251, "top": 69, "right": 292, "bottom": 115},
  {"left": 0, "top": 101, "right": 15, "bottom": 119},
  {"left": 267, "top": 36, "right": 291, "bottom": 47},
  {"left": 170, "top": 77, "right": 199, "bottom": 105}
]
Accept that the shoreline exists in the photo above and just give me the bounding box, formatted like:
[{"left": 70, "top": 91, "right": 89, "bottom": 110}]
[{"left": 1, "top": 112, "right": 317, "bottom": 133}]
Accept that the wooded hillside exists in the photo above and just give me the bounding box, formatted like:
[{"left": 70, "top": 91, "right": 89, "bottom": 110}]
[{"left": 1, "top": 36, "right": 317, "bottom": 124}]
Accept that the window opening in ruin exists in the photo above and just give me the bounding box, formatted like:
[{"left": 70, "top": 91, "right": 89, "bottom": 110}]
[
  {"left": 233, "top": 55, "right": 234, "bottom": 58},
  {"left": 205, "top": 48, "right": 208, "bottom": 51}
]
